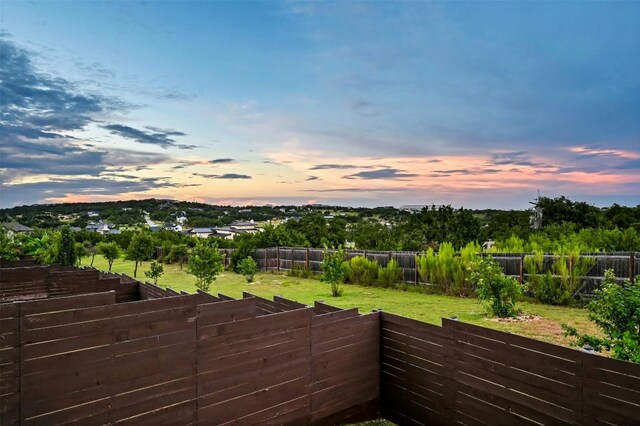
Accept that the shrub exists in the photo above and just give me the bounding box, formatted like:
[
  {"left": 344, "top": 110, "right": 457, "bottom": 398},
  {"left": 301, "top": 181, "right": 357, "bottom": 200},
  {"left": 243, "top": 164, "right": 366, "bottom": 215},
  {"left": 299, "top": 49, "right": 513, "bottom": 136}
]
[
  {"left": 416, "top": 248, "right": 437, "bottom": 284},
  {"left": 535, "top": 271, "right": 566, "bottom": 305},
  {"left": 348, "top": 256, "right": 379, "bottom": 286},
  {"left": 238, "top": 256, "right": 258, "bottom": 282},
  {"left": 471, "top": 257, "right": 523, "bottom": 318},
  {"left": 378, "top": 259, "right": 403, "bottom": 288},
  {"left": 549, "top": 251, "right": 596, "bottom": 305},
  {"left": 288, "top": 264, "right": 314, "bottom": 279},
  {"left": 563, "top": 270, "right": 640, "bottom": 363},
  {"left": 321, "top": 246, "right": 348, "bottom": 297},
  {"left": 230, "top": 235, "right": 255, "bottom": 272}
]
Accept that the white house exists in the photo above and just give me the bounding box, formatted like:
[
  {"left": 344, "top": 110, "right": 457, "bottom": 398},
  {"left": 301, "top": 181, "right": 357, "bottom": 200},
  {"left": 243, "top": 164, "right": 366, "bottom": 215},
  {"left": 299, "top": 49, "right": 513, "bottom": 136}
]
[{"left": 164, "top": 223, "right": 183, "bottom": 232}]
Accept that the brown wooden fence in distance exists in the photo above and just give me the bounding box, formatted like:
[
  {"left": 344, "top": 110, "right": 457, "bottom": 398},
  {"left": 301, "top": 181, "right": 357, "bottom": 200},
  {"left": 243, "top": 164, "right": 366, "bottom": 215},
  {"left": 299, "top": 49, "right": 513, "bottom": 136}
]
[{"left": 250, "top": 248, "right": 640, "bottom": 296}]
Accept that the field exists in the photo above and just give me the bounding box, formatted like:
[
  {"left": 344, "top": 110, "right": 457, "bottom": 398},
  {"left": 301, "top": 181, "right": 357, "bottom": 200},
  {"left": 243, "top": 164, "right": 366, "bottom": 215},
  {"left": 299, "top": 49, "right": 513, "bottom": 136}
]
[{"left": 84, "top": 255, "right": 601, "bottom": 347}]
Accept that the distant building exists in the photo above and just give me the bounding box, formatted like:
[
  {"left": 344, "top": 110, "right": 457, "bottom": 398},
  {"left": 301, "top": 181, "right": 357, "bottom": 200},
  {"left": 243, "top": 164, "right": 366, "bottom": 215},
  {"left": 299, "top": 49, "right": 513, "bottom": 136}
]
[
  {"left": 190, "top": 228, "right": 213, "bottom": 238},
  {"left": 175, "top": 211, "right": 188, "bottom": 225},
  {"left": 164, "top": 223, "right": 183, "bottom": 232},
  {"left": 210, "top": 227, "right": 235, "bottom": 239},
  {"left": 238, "top": 209, "right": 252, "bottom": 214},
  {"left": 85, "top": 222, "right": 118, "bottom": 235},
  {"left": 2, "top": 222, "right": 34, "bottom": 233},
  {"left": 86, "top": 211, "right": 100, "bottom": 218},
  {"left": 230, "top": 221, "right": 258, "bottom": 234}
]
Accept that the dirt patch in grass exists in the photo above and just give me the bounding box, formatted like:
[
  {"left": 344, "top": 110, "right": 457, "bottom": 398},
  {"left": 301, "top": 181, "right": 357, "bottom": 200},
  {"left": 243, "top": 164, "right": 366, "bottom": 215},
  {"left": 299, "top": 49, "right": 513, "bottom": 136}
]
[{"left": 491, "top": 314, "right": 542, "bottom": 323}]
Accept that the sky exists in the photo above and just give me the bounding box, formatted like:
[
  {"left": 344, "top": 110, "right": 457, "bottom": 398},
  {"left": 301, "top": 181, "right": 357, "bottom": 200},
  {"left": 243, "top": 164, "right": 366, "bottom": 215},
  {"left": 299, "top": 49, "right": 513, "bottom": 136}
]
[{"left": 1, "top": 1, "right": 639, "bottom": 209}]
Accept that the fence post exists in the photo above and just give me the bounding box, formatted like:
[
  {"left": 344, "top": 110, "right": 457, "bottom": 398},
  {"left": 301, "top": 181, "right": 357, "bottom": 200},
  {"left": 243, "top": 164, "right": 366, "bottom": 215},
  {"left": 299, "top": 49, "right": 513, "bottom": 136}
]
[
  {"left": 519, "top": 254, "right": 524, "bottom": 284},
  {"left": 277, "top": 247, "right": 280, "bottom": 272},
  {"left": 630, "top": 252, "right": 635, "bottom": 283},
  {"left": 305, "top": 248, "right": 310, "bottom": 271},
  {"left": 291, "top": 248, "right": 295, "bottom": 271}
]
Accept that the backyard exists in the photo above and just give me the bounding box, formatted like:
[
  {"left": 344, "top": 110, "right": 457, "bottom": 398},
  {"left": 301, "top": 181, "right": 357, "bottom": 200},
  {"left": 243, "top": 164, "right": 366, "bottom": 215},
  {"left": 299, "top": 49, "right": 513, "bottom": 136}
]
[{"left": 84, "top": 255, "right": 600, "bottom": 348}]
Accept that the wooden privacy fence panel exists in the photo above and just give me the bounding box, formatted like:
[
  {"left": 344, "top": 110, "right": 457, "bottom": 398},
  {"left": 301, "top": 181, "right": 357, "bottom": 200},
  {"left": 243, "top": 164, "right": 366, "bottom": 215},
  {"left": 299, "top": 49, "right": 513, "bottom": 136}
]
[
  {"left": 0, "top": 303, "right": 20, "bottom": 426},
  {"left": 380, "top": 313, "right": 455, "bottom": 425},
  {"left": 310, "top": 309, "right": 380, "bottom": 425},
  {"left": 380, "top": 313, "right": 640, "bottom": 426},
  {"left": 19, "top": 294, "right": 204, "bottom": 425},
  {"left": 0, "top": 266, "right": 139, "bottom": 303},
  {"left": 445, "top": 318, "right": 583, "bottom": 425},
  {"left": 582, "top": 352, "right": 640, "bottom": 425},
  {"left": 197, "top": 305, "right": 313, "bottom": 425}
]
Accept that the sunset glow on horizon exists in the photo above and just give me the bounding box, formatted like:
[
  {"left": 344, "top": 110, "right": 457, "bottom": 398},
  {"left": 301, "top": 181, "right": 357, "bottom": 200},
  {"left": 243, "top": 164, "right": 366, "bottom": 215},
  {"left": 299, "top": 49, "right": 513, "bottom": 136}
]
[{"left": 1, "top": 1, "right": 639, "bottom": 209}]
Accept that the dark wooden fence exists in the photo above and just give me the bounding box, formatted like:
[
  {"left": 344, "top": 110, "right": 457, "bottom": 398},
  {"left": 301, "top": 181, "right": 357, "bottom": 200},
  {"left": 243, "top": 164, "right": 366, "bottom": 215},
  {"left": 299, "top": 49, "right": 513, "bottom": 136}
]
[
  {"left": 249, "top": 248, "right": 639, "bottom": 296},
  {"left": 380, "top": 313, "right": 640, "bottom": 425},
  {"left": 0, "top": 265, "right": 380, "bottom": 425},
  {"left": 2, "top": 264, "right": 640, "bottom": 425}
]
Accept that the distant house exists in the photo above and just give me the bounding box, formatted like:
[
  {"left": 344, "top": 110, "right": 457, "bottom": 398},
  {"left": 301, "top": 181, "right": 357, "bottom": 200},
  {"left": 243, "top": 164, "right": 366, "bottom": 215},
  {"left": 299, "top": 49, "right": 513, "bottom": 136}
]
[
  {"left": 2, "top": 222, "right": 34, "bottom": 233},
  {"left": 190, "top": 228, "right": 213, "bottom": 238},
  {"left": 175, "top": 211, "right": 188, "bottom": 225},
  {"left": 164, "top": 223, "right": 183, "bottom": 232},
  {"left": 238, "top": 209, "right": 252, "bottom": 214},
  {"left": 230, "top": 221, "right": 258, "bottom": 234},
  {"left": 86, "top": 211, "right": 100, "bottom": 218},
  {"left": 211, "top": 227, "right": 235, "bottom": 240},
  {"left": 85, "top": 222, "right": 117, "bottom": 235}
]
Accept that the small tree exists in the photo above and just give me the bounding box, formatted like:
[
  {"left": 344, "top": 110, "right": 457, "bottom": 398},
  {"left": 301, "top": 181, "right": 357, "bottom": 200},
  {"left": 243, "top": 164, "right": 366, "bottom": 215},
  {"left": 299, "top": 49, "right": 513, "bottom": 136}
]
[
  {"left": 144, "top": 260, "right": 164, "bottom": 285},
  {"left": 97, "top": 242, "right": 121, "bottom": 272},
  {"left": 187, "top": 239, "right": 224, "bottom": 292},
  {"left": 238, "top": 256, "right": 258, "bottom": 282},
  {"left": 34, "top": 231, "right": 61, "bottom": 264},
  {"left": 57, "top": 226, "right": 77, "bottom": 266},
  {"left": 83, "top": 241, "right": 98, "bottom": 267},
  {"left": 563, "top": 270, "right": 640, "bottom": 363},
  {"left": 126, "top": 232, "right": 154, "bottom": 277},
  {"left": 168, "top": 243, "right": 189, "bottom": 269},
  {"left": 471, "top": 257, "right": 523, "bottom": 318},
  {"left": 321, "top": 246, "right": 348, "bottom": 297}
]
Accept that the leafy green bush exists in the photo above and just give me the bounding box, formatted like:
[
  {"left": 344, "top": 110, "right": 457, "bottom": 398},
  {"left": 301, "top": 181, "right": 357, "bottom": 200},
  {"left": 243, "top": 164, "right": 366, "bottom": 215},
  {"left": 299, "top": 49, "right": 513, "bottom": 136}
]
[
  {"left": 288, "top": 264, "right": 314, "bottom": 279},
  {"left": 471, "top": 257, "right": 523, "bottom": 318},
  {"left": 416, "top": 248, "right": 437, "bottom": 285},
  {"left": 416, "top": 242, "right": 479, "bottom": 295},
  {"left": 0, "top": 227, "right": 21, "bottom": 261},
  {"left": 321, "top": 246, "right": 348, "bottom": 297},
  {"left": 348, "top": 256, "right": 379, "bottom": 286},
  {"left": 563, "top": 270, "right": 640, "bottom": 363},
  {"left": 230, "top": 235, "right": 256, "bottom": 272},
  {"left": 378, "top": 259, "right": 403, "bottom": 288},
  {"left": 238, "top": 256, "right": 258, "bottom": 282}
]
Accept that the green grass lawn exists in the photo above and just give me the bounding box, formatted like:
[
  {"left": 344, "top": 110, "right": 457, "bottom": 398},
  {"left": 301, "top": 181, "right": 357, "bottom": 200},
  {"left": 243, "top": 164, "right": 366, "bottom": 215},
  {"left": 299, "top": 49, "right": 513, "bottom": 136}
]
[{"left": 84, "top": 255, "right": 600, "bottom": 348}]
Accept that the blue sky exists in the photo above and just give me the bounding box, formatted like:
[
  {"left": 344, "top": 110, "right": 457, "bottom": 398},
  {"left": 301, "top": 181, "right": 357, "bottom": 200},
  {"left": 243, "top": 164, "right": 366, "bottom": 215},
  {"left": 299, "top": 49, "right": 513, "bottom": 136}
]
[{"left": 1, "top": 1, "right": 639, "bottom": 208}]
